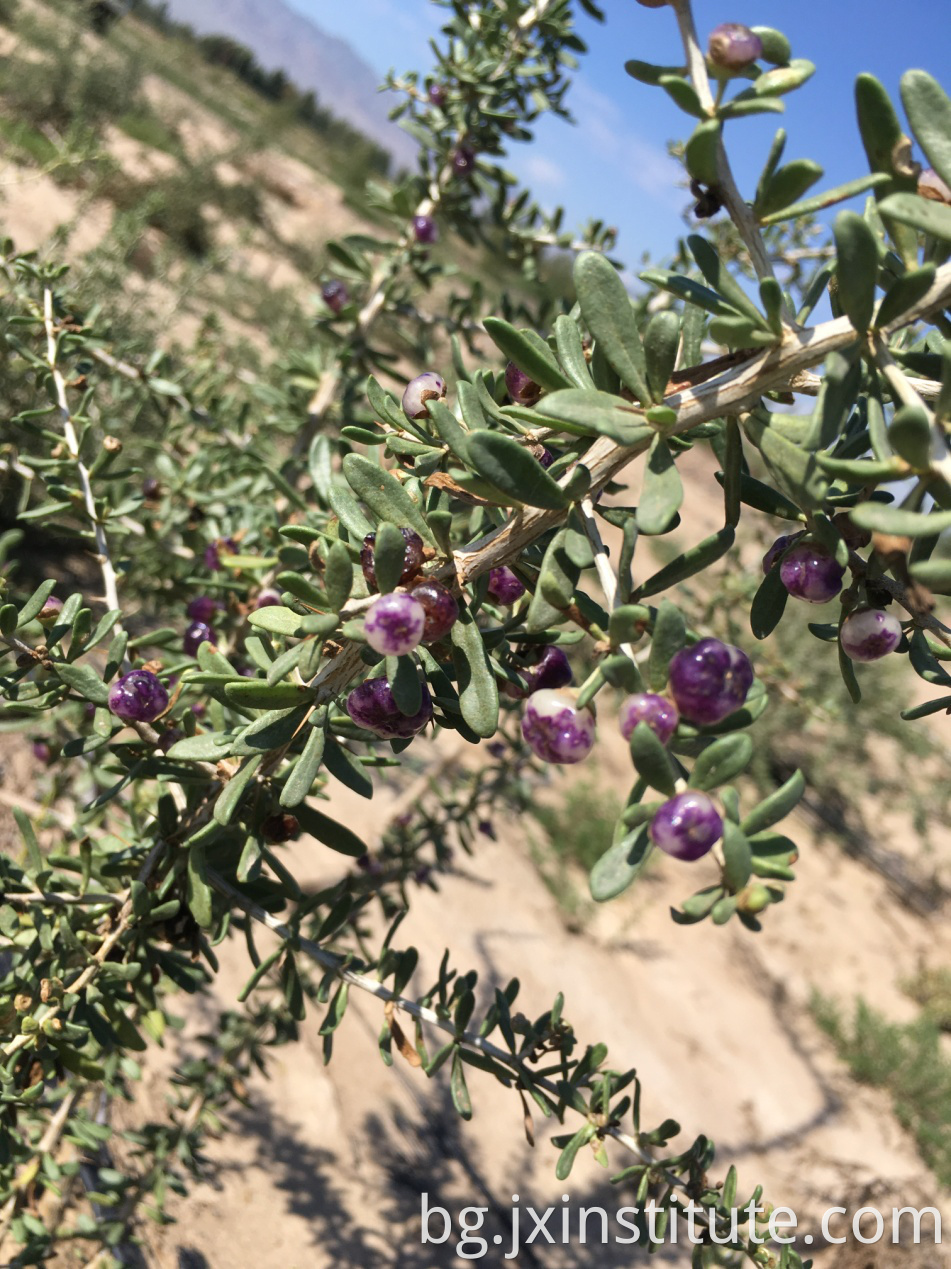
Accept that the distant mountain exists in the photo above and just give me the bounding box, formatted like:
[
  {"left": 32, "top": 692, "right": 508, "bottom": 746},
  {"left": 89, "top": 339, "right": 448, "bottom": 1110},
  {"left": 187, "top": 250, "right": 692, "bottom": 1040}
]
[{"left": 159, "top": 0, "right": 416, "bottom": 166}]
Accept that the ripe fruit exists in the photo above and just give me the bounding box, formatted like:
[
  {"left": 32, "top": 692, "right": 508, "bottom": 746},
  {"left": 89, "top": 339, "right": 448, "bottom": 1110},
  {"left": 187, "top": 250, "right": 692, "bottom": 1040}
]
[
  {"left": 619, "top": 693, "right": 679, "bottom": 745},
  {"left": 452, "top": 145, "right": 475, "bottom": 175},
  {"left": 401, "top": 371, "right": 447, "bottom": 420},
  {"left": 521, "top": 689, "right": 596, "bottom": 765},
  {"left": 487, "top": 566, "right": 525, "bottom": 605},
  {"left": 262, "top": 813, "right": 300, "bottom": 844},
  {"left": 204, "top": 538, "right": 237, "bottom": 571},
  {"left": 142, "top": 476, "right": 161, "bottom": 500},
  {"left": 779, "top": 541, "right": 845, "bottom": 604},
  {"left": 427, "top": 83, "right": 446, "bottom": 107},
  {"left": 187, "top": 596, "right": 219, "bottom": 624},
  {"left": 761, "top": 532, "right": 803, "bottom": 575},
  {"left": 322, "top": 280, "right": 349, "bottom": 314},
  {"left": 32, "top": 740, "right": 52, "bottom": 764},
  {"left": 364, "top": 593, "right": 426, "bottom": 656},
  {"left": 361, "top": 528, "right": 424, "bottom": 591},
  {"left": 412, "top": 214, "right": 439, "bottom": 245},
  {"left": 522, "top": 645, "right": 573, "bottom": 694},
  {"left": 254, "top": 591, "right": 281, "bottom": 609},
  {"left": 108, "top": 669, "right": 169, "bottom": 723},
  {"left": 840, "top": 608, "right": 902, "bottom": 662},
  {"left": 410, "top": 579, "right": 458, "bottom": 642},
  {"left": 668, "top": 638, "right": 753, "bottom": 726},
  {"left": 504, "top": 361, "right": 541, "bottom": 406},
  {"left": 184, "top": 621, "right": 214, "bottom": 657},
  {"left": 346, "top": 677, "right": 433, "bottom": 739},
  {"left": 707, "top": 22, "right": 763, "bottom": 71},
  {"left": 650, "top": 791, "right": 723, "bottom": 861}
]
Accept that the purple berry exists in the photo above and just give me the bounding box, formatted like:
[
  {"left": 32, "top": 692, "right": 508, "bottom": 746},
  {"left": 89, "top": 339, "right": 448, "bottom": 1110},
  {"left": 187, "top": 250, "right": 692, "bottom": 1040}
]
[
  {"left": 487, "top": 566, "right": 525, "bottom": 606},
  {"left": 184, "top": 621, "right": 214, "bottom": 657},
  {"left": 204, "top": 538, "right": 237, "bottom": 572},
  {"left": 186, "top": 596, "right": 219, "bottom": 624},
  {"left": 410, "top": 579, "right": 458, "bottom": 642},
  {"left": 707, "top": 22, "right": 763, "bottom": 71},
  {"left": 412, "top": 215, "right": 438, "bottom": 245},
  {"left": 346, "top": 676, "right": 433, "bottom": 739},
  {"left": 32, "top": 740, "right": 52, "bottom": 764},
  {"left": 619, "top": 693, "right": 679, "bottom": 745},
  {"left": 668, "top": 638, "right": 754, "bottom": 726},
  {"left": 108, "top": 669, "right": 169, "bottom": 724},
  {"left": 452, "top": 145, "right": 475, "bottom": 175},
  {"left": 522, "top": 645, "right": 573, "bottom": 694},
  {"left": 779, "top": 542, "right": 845, "bottom": 604},
  {"left": 537, "top": 447, "right": 554, "bottom": 469},
  {"left": 762, "top": 532, "right": 803, "bottom": 575},
  {"left": 401, "top": 371, "right": 446, "bottom": 420},
  {"left": 521, "top": 689, "right": 596, "bottom": 765},
  {"left": 361, "top": 528, "right": 424, "bottom": 591},
  {"left": 142, "top": 476, "right": 161, "bottom": 500},
  {"left": 649, "top": 791, "right": 723, "bottom": 861},
  {"left": 364, "top": 593, "right": 426, "bottom": 656},
  {"left": 322, "top": 280, "right": 349, "bottom": 314},
  {"left": 254, "top": 591, "right": 281, "bottom": 609},
  {"left": 840, "top": 608, "right": 902, "bottom": 662},
  {"left": 427, "top": 83, "right": 446, "bottom": 107},
  {"left": 919, "top": 168, "right": 951, "bottom": 205},
  {"left": 504, "top": 361, "right": 541, "bottom": 406}
]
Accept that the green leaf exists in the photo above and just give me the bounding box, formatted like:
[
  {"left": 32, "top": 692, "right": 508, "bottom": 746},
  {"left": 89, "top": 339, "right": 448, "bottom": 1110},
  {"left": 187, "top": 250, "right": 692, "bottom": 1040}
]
[
  {"left": 280, "top": 725, "right": 326, "bottom": 807},
  {"left": 16, "top": 579, "right": 57, "bottom": 628},
  {"left": 636, "top": 527, "right": 735, "bottom": 599},
  {"left": 758, "top": 173, "right": 890, "bottom": 225},
  {"left": 684, "top": 118, "right": 722, "bottom": 187},
  {"left": 247, "top": 606, "right": 308, "bottom": 637},
  {"left": 466, "top": 432, "right": 569, "bottom": 510},
  {"left": 909, "top": 558, "right": 951, "bottom": 594},
  {"left": 877, "top": 192, "right": 951, "bottom": 243},
  {"left": 750, "top": 59, "right": 815, "bottom": 97},
  {"left": 235, "top": 705, "right": 310, "bottom": 754},
  {"left": 553, "top": 314, "right": 593, "bottom": 390},
  {"left": 538, "top": 529, "right": 581, "bottom": 608},
  {"left": 837, "top": 636, "right": 862, "bottom": 704},
  {"left": 52, "top": 662, "right": 110, "bottom": 706},
  {"left": 387, "top": 655, "right": 422, "bottom": 716},
  {"left": 750, "top": 564, "right": 788, "bottom": 640},
  {"left": 328, "top": 482, "right": 372, "bottom": 541},
  {"left": 295, "top": 804, "right": 366, "bottom": 857},
  {"left": 755, "top": 158, "right": 823, "bottom": 220},
  {"left": 427, "top": 398, "right": 471, "bottom": 459},
  {"left": 165, "top": 732, "right": 235, "bottom": 761},
  {"left": 658, "top": 74, "right": 704, "bottom": 118},
  {"left": 687, "top": 235, "right": 770, "bottom": 329},
  {"left": 851, "top": 501, "right": 951, "bottom": 537},
  {"left": 648, "top": 600, "right": 685, "bottom": 691},
  {"left": 324, "top": 541, "right": 354, "bottom": 612},
  {"left": 637, "top": 437, "right": 682, "bottom": 535},
  {"left": 624, "top": 59, "right": 687, "bottom": 86},
  {"left": 640, "top": 268, "right": 746, "bottom": 321},
  {"left": 450, "top": 608, "right": 499, "bottom": 739},
  {"left": 742, "top": 412, "right": 827, "bottom": 511},
  {"left": 373, "top": 522, "right": 410, "bottom": 593},
  {"left": 323, "top": 735, "right": 373, "bottom": 798},
  {"left": 721, "top": 823, "right": 753, "bottom": 892},
  {"left": 538, "top": 388, "right": 652, "bottom": 445},
  {"left": 833, "top": 210, "right": 879, "bottom": 332},
  {"left": 481, "top": 318, "right": 571, "bottom": 392},
  {"left": 450, "top": 1051, "right": 472, "bottom": 1120},
  {"left": 901, "top": 69, "right": 951, "bottom": 197},
  {"left": 751, "top": 26, "right": 791, "bottom": 65},
  {"left": 714, "top": 469, "right": 803, "bottom": 520},
  {"left": 574, "top": 252, "right": 650, "bottom": 405},
  {"left": 741, "top": 769, "right": 805, "bottom": 835},
  {"left": 224, "top": 681, "right": 316, "bottom": 708},
  {"left": 629, "top": 723, "right": 676, "bottom": 795},
  {"left": 213, "top": 755, "right": 262, "bottom": 826},
  {"left": 186, "top": 843, "right": 214, "bottom": 929},
  {"left": 888, "top": 404, "right": 933, "bottom": 469},
  {"left": 692, "top": 735, "right": 753, "bottom": 791},
  {"left": 875, "top": 264, "right": 937, "bottom": 329},
  {"left": 590, "top": 826, "right": 653, "bottom": 902},
  {"left": 342, "top": 454, "right": 435, "bottom": 546},
  {"left": 643, "top": 310, "right": 680, "bottom": 404}
]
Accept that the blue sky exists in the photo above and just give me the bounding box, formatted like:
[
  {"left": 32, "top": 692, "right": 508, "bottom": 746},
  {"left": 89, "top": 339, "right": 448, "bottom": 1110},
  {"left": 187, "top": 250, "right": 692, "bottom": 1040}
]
[{"left": 298, "top": 0, "right": 950, "bottom": 270}]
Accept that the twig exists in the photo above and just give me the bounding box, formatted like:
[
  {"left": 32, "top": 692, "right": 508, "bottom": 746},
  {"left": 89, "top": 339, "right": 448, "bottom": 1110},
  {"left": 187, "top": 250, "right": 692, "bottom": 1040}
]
[
  {"left": 0, "top": 1089, "right": 81, "bottom": 1246},
  {"left": 870, "top": 332, "right": 951, "bottom": 485},
  {"left": 577, "top": 496, "right": 636, "bottom": 660}
]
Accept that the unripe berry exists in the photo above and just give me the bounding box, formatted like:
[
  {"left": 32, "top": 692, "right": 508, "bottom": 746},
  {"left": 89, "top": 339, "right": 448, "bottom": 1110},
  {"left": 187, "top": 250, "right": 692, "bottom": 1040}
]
[
  {"left": 504, "top": 361, "right": 541, "bottom": 406},
  {"left": 409, "top": 579, "right": 458, "bottom": 642},
  {"left": 360, "top": 528, "right": 424, "bottom": 591},
  {"left": 708, "top": 22, "right": 763, "bottom": 71},
  {"left": 322, "top": 279, "right": 349, "bottom": 314},
  {"left": 487, "top": 566, "right": 525, "bottom": 605},
  {"left": 184, "top": 621, "right": 214, "bottom": 657},
  {"left": 364, "top": 593, "right": 426, "bottom": 656},
  {"left": 521, "top": 689, "right": 596, "bottom": 765},
  {"left": 346, "top": 677, "right": 433, "bottom": 739},
  {"left": 522, "top": 645, "right": 573, "bottom": 694},
  {"left": 919, "top": 168, "right": 951, "bottom": 206},
  {"left": 186, "top": 595, "right": 219, "bottom": 624},
  {"left": 761, "top": 532, "right": 803, "bottom": 575},
  {"left": 412, "top": 214, "right": 439, "bottom": 245},
  {"left": 619, "top": 693, "right": 679, "bottom": 745},
  {"left": 668, "top": 638, "right": 753, "bottom": 726},
  {"left": 401, "top": 371, "right": 446, "bottom": 420},
  {"left": 840, "top": 608, "right": 902, "bottom": 662},
  {"left": 37, "top": 595, "right": 63, "bottom": 624},
  {"left": 649, "top": 791, "right": 723, "bottom": 861},
  {"left": 779, "top": 542, "right": 845, "bottom": 604},
  {"left": 108, "top": 669, "right": 169, "bottom": 723}
]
